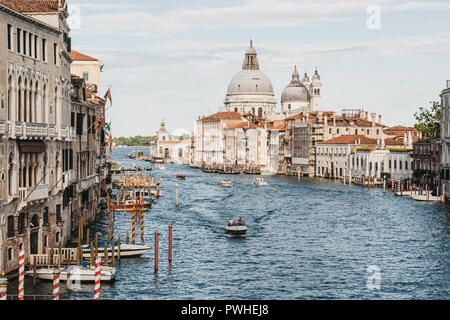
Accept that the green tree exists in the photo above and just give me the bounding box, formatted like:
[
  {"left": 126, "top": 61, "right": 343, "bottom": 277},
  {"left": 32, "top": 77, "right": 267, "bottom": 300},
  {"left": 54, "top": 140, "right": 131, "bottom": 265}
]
[{"left": 414, "top": 101, "right": 441, "bottom": 138}]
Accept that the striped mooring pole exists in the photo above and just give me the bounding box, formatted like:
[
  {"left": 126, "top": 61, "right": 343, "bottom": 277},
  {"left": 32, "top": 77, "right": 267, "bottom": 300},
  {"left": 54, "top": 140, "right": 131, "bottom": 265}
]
[
  {"left": 154, "top": 230, "right": 159, "bottom": 273},
  {"left": 398, "top": 178, "right": 401, "bottom": 193},
  {"left": 0, "top": 274, "right": 7, "bottom": 300},
  {"left": 141, "top": 196, "right": 145, "bottom": 243},
  {"left": 18, "top": 250, "right": 25, "bottom": 300},
  {"left": 132, "top": 203, "right": 136, "bottom": 245},
  {"left": 94, "top": 258, "right": 101, "bottom": 300},
  {"left": 391, "top": 177, "right": 395, "bottom": 192},
  {"left": 53, "top": 269, "right": 60, "bottom": 300}
]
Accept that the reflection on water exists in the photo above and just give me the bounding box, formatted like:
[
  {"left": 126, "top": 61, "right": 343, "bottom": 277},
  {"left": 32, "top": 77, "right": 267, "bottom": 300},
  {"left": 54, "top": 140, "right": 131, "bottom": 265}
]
[{"left": 10, "top": 147, "right": 450, "bottom": 300}]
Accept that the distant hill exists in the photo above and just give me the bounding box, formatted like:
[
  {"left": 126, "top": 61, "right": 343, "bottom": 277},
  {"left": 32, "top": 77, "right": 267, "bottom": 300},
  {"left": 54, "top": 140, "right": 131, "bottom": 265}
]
[{"left": 113, "top": 136, "right": 157, "bottom": 146}]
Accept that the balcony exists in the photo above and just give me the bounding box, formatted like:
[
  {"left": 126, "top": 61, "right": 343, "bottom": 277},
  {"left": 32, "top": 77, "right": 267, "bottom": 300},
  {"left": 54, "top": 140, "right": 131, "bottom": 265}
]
[
  {"left": 0, "top": 120, "right": 5, "bottom": 135},
  {"left": 25, "top": 122, "right": 49, "bottom": 138},
  {"left": 69, "top": 127, "right": 77, "bottom": 141},
  {"left": 79, "top": 176, "right": 97, "bottom": 191},
  {"left": 19, "top": 184, "right": 49, "bottom": 203}
]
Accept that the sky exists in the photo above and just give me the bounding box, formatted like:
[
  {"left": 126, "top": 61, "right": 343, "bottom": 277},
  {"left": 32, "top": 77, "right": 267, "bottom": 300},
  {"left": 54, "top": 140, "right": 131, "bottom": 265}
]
[{"left": 68, "top": 0, "right": 450, "bottom": 137}]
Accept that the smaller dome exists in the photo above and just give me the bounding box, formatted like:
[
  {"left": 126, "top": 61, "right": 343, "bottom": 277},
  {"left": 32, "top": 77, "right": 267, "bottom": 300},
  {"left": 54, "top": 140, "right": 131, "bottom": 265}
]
[
  {"left": 246, "top": 40, "right": 257, "bottom": 55},
  {"left": 281, "top": 86, "right": 309, "bottom": 103}
]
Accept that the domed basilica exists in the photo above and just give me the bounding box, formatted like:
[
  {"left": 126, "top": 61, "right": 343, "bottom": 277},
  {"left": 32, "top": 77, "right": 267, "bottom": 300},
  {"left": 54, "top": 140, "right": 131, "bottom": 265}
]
[{"left": 221, "top": 41, "right": 322, "bottom": 120}]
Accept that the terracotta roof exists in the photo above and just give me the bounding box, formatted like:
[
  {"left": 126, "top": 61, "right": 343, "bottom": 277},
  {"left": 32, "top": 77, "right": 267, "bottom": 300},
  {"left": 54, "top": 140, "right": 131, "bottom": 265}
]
[
  {"left": 319, "top": 135, "right": 377, "bottom": 145},
  {"left": 269, "top": 124, "right": 286, "bottom": 131},
  {"left": 384, "top": 126, "right": 417, "bottom": 131},
  {"left": 69, "top": 50, "right": 99, "bottom": 62},
  {"left": 199, "top": 112, "right": 242, "bottom": 121},
  {"left": 0, "top": 0, "right": 65, "bottom": 13},
  {"left": 226, "top": 121, "right": 267, "bottom": 129}
]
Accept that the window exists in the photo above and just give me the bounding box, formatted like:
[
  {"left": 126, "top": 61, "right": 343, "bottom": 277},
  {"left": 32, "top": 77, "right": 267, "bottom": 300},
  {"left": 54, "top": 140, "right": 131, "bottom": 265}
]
[
  {"left": 34, "top": 35, "right": 38, "bottom": 59},
  {"left": 28, "top": 32, "right": 32, "bottom": 56},
  {"left": 53, "top": 43, "right": 57, "bottom": 65},
  {"left": 399, "top": 161, "right": 402, "bottom": 170},
  {"left": 394, "top": 160, "right": 397, "bottom": 170},
  {"left": 42, "top": 38, "right": 47, "bottom": 61},
  {"left": 389, "top": 160, "right": 392, "bottom": 169},
  {"left": 23, "top": 30, "right": 27, "bottom": 56},
  {"left": 7, "top": 24, "right": 12, "bottom": 50},
  {"left": 7, "top": 215, "right": 14, "bottom": 237},
  {"left": 17, "top": 28, "right": 21, "bottom": 53},
  {"left": 18, "top": 213, "right": 26, "bottom": 234},
  {"left": 8, "top": 247, "right": 13, "bottom": 261},
  {"left": 43, "top": 207, "right": 49, "bottom": 226},
  {"left": 56, "top": 204, "right": 62, "bottom": 222},
  {"left": 83, "top": 72, "right": 89, "bottom": 81}
]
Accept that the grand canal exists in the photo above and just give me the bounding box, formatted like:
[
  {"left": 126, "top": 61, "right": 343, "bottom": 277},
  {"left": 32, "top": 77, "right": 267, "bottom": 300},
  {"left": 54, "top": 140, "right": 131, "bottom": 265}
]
[{"left": 9, "top": 147, "right": 450, "bottom": 300}]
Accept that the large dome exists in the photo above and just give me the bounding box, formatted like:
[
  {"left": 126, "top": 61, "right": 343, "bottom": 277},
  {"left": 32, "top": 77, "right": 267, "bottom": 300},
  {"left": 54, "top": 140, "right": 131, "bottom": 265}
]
[{"left": 227, "top": 69, "right": 274, "bottom": 95}]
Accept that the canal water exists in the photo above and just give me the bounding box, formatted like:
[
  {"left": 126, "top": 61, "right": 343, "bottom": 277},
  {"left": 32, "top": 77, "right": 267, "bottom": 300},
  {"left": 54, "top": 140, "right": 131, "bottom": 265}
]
[{"left": 9, "top": 147, "right": 450, "bottom": 300}]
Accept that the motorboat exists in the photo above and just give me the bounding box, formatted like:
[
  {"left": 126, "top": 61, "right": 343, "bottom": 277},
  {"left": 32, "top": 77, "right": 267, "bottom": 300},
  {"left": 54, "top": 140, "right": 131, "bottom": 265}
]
[
  {"left": 411, "top": 191, "right": 442, "bottom": 202},
  {"left": 225, "top": 222, "right": 248, "bottom": 235},
  {"left": 25, "top": 265, "right": 116, "bottom": 282},
  {"left": 176, "top": 173, "right": 186, "bottom": 180},
  {"left": 254, "top": 177, "right": 268, "bottom": 186},
  {"left": 221, "top": 179, "right": 232, "bottom": 187},
  {"left": 155, "top": 163, "right": 166, "bottom": 170},
  {"left": 82, "top": 242, "right": 151, "bottom": 258}
]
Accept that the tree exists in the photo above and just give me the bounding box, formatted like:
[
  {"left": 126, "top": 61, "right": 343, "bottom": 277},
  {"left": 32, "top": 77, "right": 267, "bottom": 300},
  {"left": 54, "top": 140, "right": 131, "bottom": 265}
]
[{"left": 414, "top": 101, "right": 441, "bottom": 138}]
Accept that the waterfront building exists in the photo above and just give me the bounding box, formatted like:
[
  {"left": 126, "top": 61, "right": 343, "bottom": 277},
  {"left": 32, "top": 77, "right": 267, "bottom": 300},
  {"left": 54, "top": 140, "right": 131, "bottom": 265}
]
[
  {"left": 70, "top": 74, "right": 106, "bottom": 233},
  {"left": 69, "top": 50, "right": 104, "bottom": 95},
  {"left": 194, "top": 112, "right": 243, "bottom": 167},
  {"left": 439, "top": 80, "right": 450, "bottom": 198},
  {"left": 152, "top": 120, "right": 191, "bottom": 164},
  {"left": 412, "top": 132, "right": 440, "bottom": 188},
  {"left": 0, "top": 0, "right": 73, "bottom": 274},
  {"left": 224, "top": 119, "right": 269, "bottom": 168}
]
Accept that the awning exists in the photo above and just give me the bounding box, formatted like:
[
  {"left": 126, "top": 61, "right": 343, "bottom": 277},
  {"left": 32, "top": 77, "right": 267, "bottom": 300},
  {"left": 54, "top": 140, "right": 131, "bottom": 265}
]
[{"left": 19, "top": 141, "right": 46, "bottom": 153}]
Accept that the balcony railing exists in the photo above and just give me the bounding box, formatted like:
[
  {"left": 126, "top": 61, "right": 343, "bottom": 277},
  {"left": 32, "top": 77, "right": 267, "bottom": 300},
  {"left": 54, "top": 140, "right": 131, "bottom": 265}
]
[
  {"left": 80, "top": 176, "right": 97, "bottom": 191},
  {"left": 0, "top": 120, "right": 6, "bottom": 135},
  {"left": 19, "top": 184, "right": 49, "bottom": 203}
]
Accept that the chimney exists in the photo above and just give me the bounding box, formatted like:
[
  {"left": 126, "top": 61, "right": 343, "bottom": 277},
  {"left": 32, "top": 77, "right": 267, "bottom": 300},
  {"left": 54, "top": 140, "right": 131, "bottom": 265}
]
[
  {"left": 371, "top": 113, "right": 376, "bottom": 127},
  {"left": 333, "top": 115, "right": 336, "bottom": 127},
  {"left": 365, "top": 111, "right": 369, "bottom": 120},
  {"left": 378, "top": 114, "right": 382, "bottom": 124},
  {"left": 324, "top": 114, "right": 328, "bottom": 127},
  {"left": 447, "top": 80, "right": 450, "bottom": 89}
]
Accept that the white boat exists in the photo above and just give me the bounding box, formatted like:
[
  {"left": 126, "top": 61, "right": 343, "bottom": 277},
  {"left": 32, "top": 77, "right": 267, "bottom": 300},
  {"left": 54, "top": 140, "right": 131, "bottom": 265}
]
[
  {"left": 25, "top": 265, "right": 116, "bottom": 282},
  {"left": 81, "top": 243, "right": 150, "bottom": 258},
  {"left": 225, "top": 223, "right": 248, "bottom": 235},
  {"left": 411, "top": 192, "right": 442, "bottom": 202},
  {"left": 221, "top": 179, "right": 232, "bottom": 187},
  {"left": 254, "top": 177, "right": 267, "bottom": 186},
  {"left": 260, "top": 167, "right": 277, "bottom": 176},
  {"left": 395, "top": 189, "right": 418, "bottom": 197}
]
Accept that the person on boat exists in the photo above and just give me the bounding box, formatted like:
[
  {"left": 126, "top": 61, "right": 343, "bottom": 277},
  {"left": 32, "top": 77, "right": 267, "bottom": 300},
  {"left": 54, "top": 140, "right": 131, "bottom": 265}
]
[
  {"left": 228, "top": 218, "right": 235, "bottom": 226},
  {"left": 238, "top": 217, "right": 245, "bottom": 225}
]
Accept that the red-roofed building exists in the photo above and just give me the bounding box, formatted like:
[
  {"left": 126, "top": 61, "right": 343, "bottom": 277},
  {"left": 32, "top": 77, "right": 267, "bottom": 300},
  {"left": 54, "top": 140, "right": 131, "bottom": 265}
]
[{"left": 69, "top": 50, "right": 104, "bottom": 94}]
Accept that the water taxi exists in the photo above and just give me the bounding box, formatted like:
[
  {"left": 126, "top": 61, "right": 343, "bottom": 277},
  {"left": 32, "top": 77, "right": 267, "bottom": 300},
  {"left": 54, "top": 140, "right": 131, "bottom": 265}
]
[
  {"left": 254, "top": 177, "right": 268, "bottom": 186},
  {"left": 411, "top": 191, "right": 442, "bottom": 202},
  {"left": 226, "top": 222, "right": 248, "bottom": 235},
  {"left": 221, "top": 179, "right": 232, "bottom": 187}
]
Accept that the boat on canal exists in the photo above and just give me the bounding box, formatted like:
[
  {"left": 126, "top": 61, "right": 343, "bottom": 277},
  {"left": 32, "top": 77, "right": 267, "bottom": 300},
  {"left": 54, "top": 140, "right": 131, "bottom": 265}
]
[
  {"left": 395, "top": 188, "right": 418, "bottom": 197},
  {"left": 82, "top": 242, "right": 151, "bottom": 258},
  {"left": 25, "top": 265, "right": 116, "bottom": 282},
  {"left": 221, "top": 179, "right": 232, "bottom": 187},
  {"left": 225, "top": 220, "right": 248, "bottom": 235},
  {"left": 176, "top": 173, "right": 186, "bottom": 180},
  {"left": 254, "top": 177, "right": 268, "bottom": 186}
]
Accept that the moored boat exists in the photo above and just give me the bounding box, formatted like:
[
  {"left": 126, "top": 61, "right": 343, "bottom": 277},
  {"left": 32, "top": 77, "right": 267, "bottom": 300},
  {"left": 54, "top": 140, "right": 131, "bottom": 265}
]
[
  {"left": 411, "top": 192, "right": 442, "bottom": 202},
  {"left": 176, "top": 173, "right": 186, "bottom": 180},
  {"left": 25, "top": 265, "right": 116, "bottom": 282},
  {"left": 113, "top": 200, "right": 151, "bottom": 212},
  {"left": 225, "top": 223, "right": 247, "bottom": 235},
  {"left": 82, "top": 243, "right": 150, "bottom": 258}
]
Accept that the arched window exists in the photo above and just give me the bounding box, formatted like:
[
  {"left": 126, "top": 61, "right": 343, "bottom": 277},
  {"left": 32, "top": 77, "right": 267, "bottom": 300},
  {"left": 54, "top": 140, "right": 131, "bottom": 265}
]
[
  {"left": 7, "top": 76, "right": 12, "bottom": 121},
  {"left": 258, "top": 107, "right": 263, "bottom": 118},
  {"left": 288, "top": 104, "right": 291, "bottom": 110},
  {"left": 42, "top": 84, "right": 47, "bottom": 123},
  {"left": 18, "top": 77, "right": 22, "bottom": 121}
]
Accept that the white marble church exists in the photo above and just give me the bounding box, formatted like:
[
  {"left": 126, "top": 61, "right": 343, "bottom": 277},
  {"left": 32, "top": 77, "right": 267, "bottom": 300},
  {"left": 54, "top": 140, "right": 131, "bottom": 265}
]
[{"left": 219, "top": 40, "right": 323, "bottom": 120}]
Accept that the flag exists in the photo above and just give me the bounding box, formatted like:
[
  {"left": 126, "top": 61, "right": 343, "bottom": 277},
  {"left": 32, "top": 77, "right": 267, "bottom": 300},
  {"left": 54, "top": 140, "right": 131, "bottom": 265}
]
[
  {"left": 94, "top": 110, "right": 105, "bottom": 132},
  {"left": 105, "top": 122, "right": 111, "bottom": 133},
  {"left": 104, "top": 88, "right": 112, "bottom": 106},
  {"left": 108, "top": 133, "right": 113, "bottom": 154}
]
